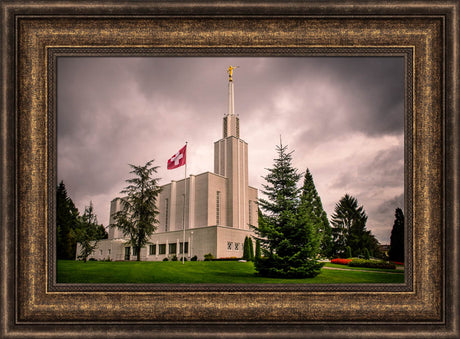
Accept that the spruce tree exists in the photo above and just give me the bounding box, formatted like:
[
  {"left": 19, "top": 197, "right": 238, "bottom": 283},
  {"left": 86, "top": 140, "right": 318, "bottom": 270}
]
[
  {"left": 389, "top": 208, "right": 404, "bottom": 262},
  {"left": 331, "top": 194, "right": 379, "bottom": 257},
  {"left": 254, "top": 142, "right": 323, "bottom": 278},
  {"left": 299, "top": 169, "right": 332, "bottom": 257}
]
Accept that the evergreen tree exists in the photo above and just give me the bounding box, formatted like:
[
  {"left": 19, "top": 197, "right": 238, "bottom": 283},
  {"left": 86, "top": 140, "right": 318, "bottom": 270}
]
[
  {"left": 56, "top": 181, "right": 80, "bottom": 260},
  {"left": 255, "top": 239, "right": 261, "bottom": 260},
  {"left": 345, "top": 246, "right": 352, "bottom": 259},
  {"left": 331, "top": 194, "right": 366, "bottom": 257},
  {"left": 254, "top": 142, "right": 323, "bottom": 278},
  {"left": 389, "top": 208, "right": 404, "bottom": 262},
  {"left": 111, "top": 160, "right": 162, "bottom": 261},
  {"left": 243, "top": 236, "right": 250, "bottom": 260},
  {"left": 330, "top": 194, "right": 379, "bottom": 257},
  {"left": 363, "top": 248, "right": 370, "bottom": 260},
  {"left": 76, "top": 201, "right": 104, "bottom": 262},
  {"left": 248, "top": 237, "right": 254, "bottom": 261},
  {"left": 299, "top": 169, "right": 332, "bottom": 257}
]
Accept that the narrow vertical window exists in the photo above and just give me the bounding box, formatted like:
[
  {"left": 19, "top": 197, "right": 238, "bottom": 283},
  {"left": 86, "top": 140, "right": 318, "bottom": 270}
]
[
  {"left": 180, "top": 242, "right": 189, "bottom": 254},
  {"left": 216, "top": 191, "right": 221, "bottom": 225},
  {"left": 165, "top": 198, "right": 169, "bottom": 232}
]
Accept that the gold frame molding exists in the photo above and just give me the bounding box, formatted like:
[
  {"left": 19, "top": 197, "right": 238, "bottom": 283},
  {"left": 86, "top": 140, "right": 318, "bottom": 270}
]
[{"left": 1, "top": 1, "right": 458, "bottom": 338}]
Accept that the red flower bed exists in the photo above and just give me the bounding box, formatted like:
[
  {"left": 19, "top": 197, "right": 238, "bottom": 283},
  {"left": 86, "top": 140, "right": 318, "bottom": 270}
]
[
  {"left": 330, "top": 258, "right": 352, "bottom": 265},
  {"left": 391, "top": 261, "right": 404, "bottom": 266}
]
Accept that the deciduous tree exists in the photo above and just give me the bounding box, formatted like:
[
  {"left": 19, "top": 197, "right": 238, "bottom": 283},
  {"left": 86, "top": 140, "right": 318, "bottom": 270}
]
[{"left": 76, "top": 201, "right": 105, "bottom": 262}]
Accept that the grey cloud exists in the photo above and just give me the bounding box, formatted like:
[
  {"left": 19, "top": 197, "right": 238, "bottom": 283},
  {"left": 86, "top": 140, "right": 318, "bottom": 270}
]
[
  {"left": 331, "top": 142, "right": 404, "bottom": 190},
  {"left": 366, "top": 194, "right": 404, "bottom": 243}
]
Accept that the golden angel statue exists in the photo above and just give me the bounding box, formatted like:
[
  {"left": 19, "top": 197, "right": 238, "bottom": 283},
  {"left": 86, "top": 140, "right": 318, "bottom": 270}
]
[{"left": 227, "top": 65, "right": 239, "bottom": 80}]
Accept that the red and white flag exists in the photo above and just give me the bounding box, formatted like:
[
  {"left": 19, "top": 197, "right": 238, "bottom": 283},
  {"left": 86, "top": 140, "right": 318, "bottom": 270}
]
[{"left": 167, "top": 145, "right": 187, "bottom": 170}]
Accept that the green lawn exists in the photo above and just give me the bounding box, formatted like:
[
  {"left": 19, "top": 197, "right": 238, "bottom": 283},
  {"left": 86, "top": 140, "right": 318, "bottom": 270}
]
[
  {"left": 324, "top": 262, "right": 404, "bottom": 273},
  {"left": 57, "top": 260, "right": 404, "bottom": 284}
]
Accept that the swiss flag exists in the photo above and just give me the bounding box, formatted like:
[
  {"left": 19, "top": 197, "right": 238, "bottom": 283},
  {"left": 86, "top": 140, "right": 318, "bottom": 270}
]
[{"left": 167, "top": 145, "right": 187, "bottom": 170}]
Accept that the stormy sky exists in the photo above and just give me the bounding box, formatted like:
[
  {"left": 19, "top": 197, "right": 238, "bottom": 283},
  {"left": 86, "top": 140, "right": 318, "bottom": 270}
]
[{"left": 57, "top": 57, "right": 404, "bottom": 244}]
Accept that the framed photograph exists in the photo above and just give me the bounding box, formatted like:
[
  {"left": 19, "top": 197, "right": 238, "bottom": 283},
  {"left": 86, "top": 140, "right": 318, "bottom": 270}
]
[
  {"left": 54, "top": 55, "right": 407, "bottom": 288},
  {"left": 1, "top": 1, "right": 458, "bottom": 338}
]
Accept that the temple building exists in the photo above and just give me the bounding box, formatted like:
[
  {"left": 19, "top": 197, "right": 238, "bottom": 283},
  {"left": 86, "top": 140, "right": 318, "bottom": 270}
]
[{"left": 79, "top": 67, "right": 259, "bottom": 261}]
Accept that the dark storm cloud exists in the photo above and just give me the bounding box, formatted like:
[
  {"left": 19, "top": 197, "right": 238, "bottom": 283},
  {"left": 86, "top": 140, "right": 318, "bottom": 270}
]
[
  {"left": 57, "top": 57, "right": 404, "bottom": 243},
  {"left": 376, "top": 194, "right": 405, "bottom": 221},
  {"left": 369, "top": 194, "right": 405, "bottom": 242},
  {"left": 330, "top": 142, "right": 404, "bottom": 190}
]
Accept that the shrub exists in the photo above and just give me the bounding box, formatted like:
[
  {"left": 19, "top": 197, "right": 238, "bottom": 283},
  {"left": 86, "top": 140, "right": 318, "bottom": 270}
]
[
  {"left": 255, "top": 256, "right": 324, "bottom": 278},
  {"left": 88, "top": 258, "right": 97, "bottom": 261},
  {"left": 179, "top": 257, "right": 187, "bottom": 262},
  {"left": 349, "top": 259, "right": 396, "bottom": 269},
  {"left": 248, "top": 237, "right": 254, "bottom": 261},
  {"left": 363, "top": 248, "right": 370, "bottom": 260},
  {"left": 171, "top": 255, "right": 178, "bottom": 261},
  {"left": 255, "top": 239, "right": 261, "bottom": 260},
  {"left": 191, "top": 255, "right": 198, "bottom": 261},
  {"left": 162, "top": 257, "right": 169, "bottom": 261},
  {"left": 345, "top": 246, "right": 352, "bottom": 258},
  {"left": 330, "top": 258, "right": 352, "bottom": 265},
  {"left": 204, "top": 253, "right": 214, "bottom": 261}
]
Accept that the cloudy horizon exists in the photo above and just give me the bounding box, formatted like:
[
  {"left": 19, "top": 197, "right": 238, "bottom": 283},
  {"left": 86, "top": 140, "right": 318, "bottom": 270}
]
[{"left": 57, "top": 57, "right": 404, "bottom": 244}]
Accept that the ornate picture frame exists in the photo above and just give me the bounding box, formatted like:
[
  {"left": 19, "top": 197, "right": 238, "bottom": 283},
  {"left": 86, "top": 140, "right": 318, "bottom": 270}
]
[{"left": 1, "top": 1, "right": 458, "bottom": 337}]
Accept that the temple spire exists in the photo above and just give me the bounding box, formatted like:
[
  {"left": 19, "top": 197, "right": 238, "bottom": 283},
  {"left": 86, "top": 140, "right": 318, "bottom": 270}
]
[
  {"left": 222, "top": 66, "right": 240, "bottom": 138},
  {"left": 227, "top": 65, "right": 239, "bottom": 115}
]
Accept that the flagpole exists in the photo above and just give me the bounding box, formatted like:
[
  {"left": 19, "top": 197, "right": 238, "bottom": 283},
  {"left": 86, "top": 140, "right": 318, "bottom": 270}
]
[{"left": 182, "top": 141, "right": 187, "bottom": 264}]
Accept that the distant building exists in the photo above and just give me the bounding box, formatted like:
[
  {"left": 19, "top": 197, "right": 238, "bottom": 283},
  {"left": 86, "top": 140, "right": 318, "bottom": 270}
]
[{"left": 78, "top": 67, "right": 258, "bottom": 261}]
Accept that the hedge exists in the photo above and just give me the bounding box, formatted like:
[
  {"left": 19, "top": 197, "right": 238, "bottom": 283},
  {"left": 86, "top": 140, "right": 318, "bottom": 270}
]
[{"left": 348, "top": 259, "right": 396, "bottom": 269}]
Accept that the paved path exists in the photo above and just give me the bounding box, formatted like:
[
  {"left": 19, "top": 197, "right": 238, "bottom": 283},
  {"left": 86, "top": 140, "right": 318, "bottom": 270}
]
[{"left": 323, "top": 266, "right": 404, "bottom": 275}]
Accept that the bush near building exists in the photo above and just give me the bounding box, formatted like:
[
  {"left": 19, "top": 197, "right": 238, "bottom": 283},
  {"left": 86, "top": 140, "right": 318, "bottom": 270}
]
[
  {"left": 348, "top": 259, "right": 396, "bottom": 269},
  {"left": 204, "top": 253, "right": 215, "bottom": 261}
]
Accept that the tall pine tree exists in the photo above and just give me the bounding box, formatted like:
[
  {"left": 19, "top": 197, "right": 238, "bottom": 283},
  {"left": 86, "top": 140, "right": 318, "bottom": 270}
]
[
  {"left": 389, "top": 208, "right": 404, "bottom": 262},
  {"left": 299, "top": 169, "right": 332, "bottom": 257},
  {"left": 330, "top": 194, "right": 380, "bottom": 257},
  {"left": 56, "top": 181, "right": 80, "bottom": 260},
  {"left": 254, "top": 142, "right": 323, "bottom": 278}
]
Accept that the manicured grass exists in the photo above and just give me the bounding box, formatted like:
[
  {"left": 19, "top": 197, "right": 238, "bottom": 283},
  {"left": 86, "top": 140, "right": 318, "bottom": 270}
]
[
  {"left": 324, "top": 262, "right": 404, "bottom": 273},
  {"left": 57, "top": 260, "right": 405, "bottom": 284}
]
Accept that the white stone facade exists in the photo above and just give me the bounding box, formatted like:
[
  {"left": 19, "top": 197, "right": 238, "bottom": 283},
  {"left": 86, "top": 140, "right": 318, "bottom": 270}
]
[{"left": 79, "top": 71, "right": 258, "bottom": 261}]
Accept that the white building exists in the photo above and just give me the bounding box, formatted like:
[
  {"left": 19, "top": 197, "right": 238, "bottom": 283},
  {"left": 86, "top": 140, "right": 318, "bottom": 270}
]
[{"left": 78, "top": 67, "right": 258, "bottom": 261}]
